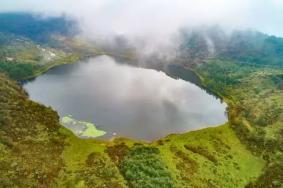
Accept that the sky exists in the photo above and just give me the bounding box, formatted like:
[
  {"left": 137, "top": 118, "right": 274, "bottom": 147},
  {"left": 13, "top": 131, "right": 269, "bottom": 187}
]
[
  {"left": 0, "top": 0, "right": 283, "bottom": 53},
  {"left": 0, "top": 0, "right": 283, "bottom": 37}
]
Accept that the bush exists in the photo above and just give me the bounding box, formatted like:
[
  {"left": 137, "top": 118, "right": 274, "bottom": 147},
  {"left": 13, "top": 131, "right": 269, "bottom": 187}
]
[
  {"left": 120, "top": 146, "right": 174, "bottom": 188},
  {"left": 0, "top": 62, "right": 34, "bottom": 80}
]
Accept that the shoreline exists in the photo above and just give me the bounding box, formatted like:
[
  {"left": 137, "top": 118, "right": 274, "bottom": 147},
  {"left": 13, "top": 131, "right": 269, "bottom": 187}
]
[{"left": 22, "top": 55, "right": 234, "bottom": 144}]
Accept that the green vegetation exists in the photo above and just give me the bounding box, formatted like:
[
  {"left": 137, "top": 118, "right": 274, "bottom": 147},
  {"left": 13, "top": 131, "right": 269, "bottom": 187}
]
[
  {"left": 55, "top": 128, "right": 127, "bottom": 188},
  {"left": 61, "top": 116, "right": 106, "bottom": 138},
  {"left": 0, "top": 17, "right": 282, "bottom": 187},
  {"left": 222, "top": 32, "right": 283, "bottom": 66},
  {"left": 0, "top": 61, "right": 34, "bottom": 80},
  {"left": 196, "top": 60, "right": 283, "bottom": 187},
  {"left": 153, "top": 124, "right": 265, "bottom": 187},
  {"left": 0, "top": 13, "right": 77, "bottom": 42},
  {"left": 0, "top": 71, "right": 267, "bottom": 187},
  {"left": 0, "top": 32, "right": 102, "bottom": 80},
  {"left": 120, "top": 146, "right": 174, "bottom": 188},
  {"left": 0, "top": 73, "right": 65, "bottom": 187},
  {"left": 179, "top": 28, "right": 283, "bottom": 67}
]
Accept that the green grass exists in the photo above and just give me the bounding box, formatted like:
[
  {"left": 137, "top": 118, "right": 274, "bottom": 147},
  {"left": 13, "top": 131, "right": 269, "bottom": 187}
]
[
  {"left": 0, "top": 73, "right": 65, "bottom": 187},
  {"left": 1, "top": 32, "right": 282, "bottom": 187},
  {"left": 153, "top": 124, "right": 265, "bottom": 188},
  {"left": 0, "top": 58, "right": 275, "bottom": 187},
  {"left": 0, "top": 32, "right": 97, "bottom": 80},
  {"left": 196, "top": 59, "right": 283, "bottom": 186},
  {"left": 55, "top": 128, "right": 127, "bottom": 188},
  {"left": 59, "top": 128, "right": 106, "bottom": 170}
]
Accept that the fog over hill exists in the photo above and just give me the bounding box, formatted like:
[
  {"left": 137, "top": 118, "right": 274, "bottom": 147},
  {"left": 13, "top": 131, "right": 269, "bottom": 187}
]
[
  {"left": 0, "top": 1, "right": 283, "bottom": 69},
  {"left": 1, "top": 0, "right": 283, "bottom": 52}
]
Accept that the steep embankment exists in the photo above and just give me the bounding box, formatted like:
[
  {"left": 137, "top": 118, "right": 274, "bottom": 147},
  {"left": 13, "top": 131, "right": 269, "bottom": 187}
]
[
  {"left": 0, "top": 72, "right": 265, "bottom": 187},
  {"left": 195, "top": 60, "right": 283, "bottom": 187},
  {"left": 0, "top": 73, "right": 65, "bottom": 187}
]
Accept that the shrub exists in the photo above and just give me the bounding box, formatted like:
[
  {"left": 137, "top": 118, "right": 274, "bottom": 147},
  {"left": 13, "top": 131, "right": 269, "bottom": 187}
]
[
  {"left": 0, "top": 61, "right": 34, "bottom": 80},
  {"left": 120, "top": 146, "right": 174, "bottom": 188}
]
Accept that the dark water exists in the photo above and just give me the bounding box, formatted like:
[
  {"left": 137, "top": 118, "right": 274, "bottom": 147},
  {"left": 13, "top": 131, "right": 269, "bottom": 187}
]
[{"left": 23, "top": 55, "right": 227, "bottom": 140}]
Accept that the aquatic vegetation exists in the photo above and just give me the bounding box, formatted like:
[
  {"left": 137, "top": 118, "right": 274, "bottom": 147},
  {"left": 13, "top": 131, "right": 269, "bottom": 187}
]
[{"left": 61, "top": 115, "right": 106, "bottom": 138}]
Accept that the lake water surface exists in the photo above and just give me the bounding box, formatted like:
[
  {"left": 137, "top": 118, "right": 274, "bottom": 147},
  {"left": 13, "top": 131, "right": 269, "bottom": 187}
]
[{"left": 24, "top": 55, "right": 227, "bottom": 140}]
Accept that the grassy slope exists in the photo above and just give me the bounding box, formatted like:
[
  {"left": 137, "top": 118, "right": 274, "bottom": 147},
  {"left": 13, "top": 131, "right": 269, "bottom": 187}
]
[
  {"left": 154, "top": 124, "right": 264, "bottom": 187},
  {"left": 0, "top": 60, "right": 268, "bottom": 187},
  {"left": 53, "top": 124, "right": 265, "bottom": 188},
  {"left": 0, "top": 74, "right": 65, "bottom": 187},
  {"left": 0, "top": 33, "right": 103, "bottom": 80},
  {"left": 55, "top": 128, "right": 128, "bottom": 188},
  {"left": 0, "top": 36, "right": 280, "bottom": 187},
  {"left": 195, "top": 60, "right": 283, "bottom": 187}
]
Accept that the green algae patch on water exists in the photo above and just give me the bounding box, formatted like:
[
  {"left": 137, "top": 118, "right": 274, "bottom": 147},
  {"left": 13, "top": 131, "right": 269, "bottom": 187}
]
[{"left": 61, "top": 115, "right": 106, "bottom": 138}]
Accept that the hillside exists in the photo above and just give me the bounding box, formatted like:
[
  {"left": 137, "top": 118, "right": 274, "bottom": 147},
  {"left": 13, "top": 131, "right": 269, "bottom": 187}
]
[
  {"left": 0, "top": 73, "right": 265, "bottom": 187},
  {"left": 0, "top": 13, "right": 77, "bottom": 43},
  {"left": 0, "top": 13, "right": 282, "bottom": 187},
  {"left": 179, "top": 27, "right": 283, "bottom": 67}
]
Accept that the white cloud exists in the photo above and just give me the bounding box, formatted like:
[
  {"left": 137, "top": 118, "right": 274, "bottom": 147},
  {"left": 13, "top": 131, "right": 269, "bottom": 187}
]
[
  {"left": 0, "top": 0, "right": 283, "bottom": 53},
  {"left": 0, "top": 0, "right": 282, "bottom": 35}
]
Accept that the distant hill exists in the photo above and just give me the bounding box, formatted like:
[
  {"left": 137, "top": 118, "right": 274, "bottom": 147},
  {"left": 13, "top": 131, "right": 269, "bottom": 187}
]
[
  {"left": 178, "top": 27, "right": 283, "bottom": 66},
  {"left": 0, "top": 12, "right": 78, "bottom": 42}
]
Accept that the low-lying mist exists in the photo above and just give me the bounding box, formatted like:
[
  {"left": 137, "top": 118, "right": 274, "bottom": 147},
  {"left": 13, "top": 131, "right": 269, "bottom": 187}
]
[{"left": 1, "top": 0, "right": 283, "bottom": 62}]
